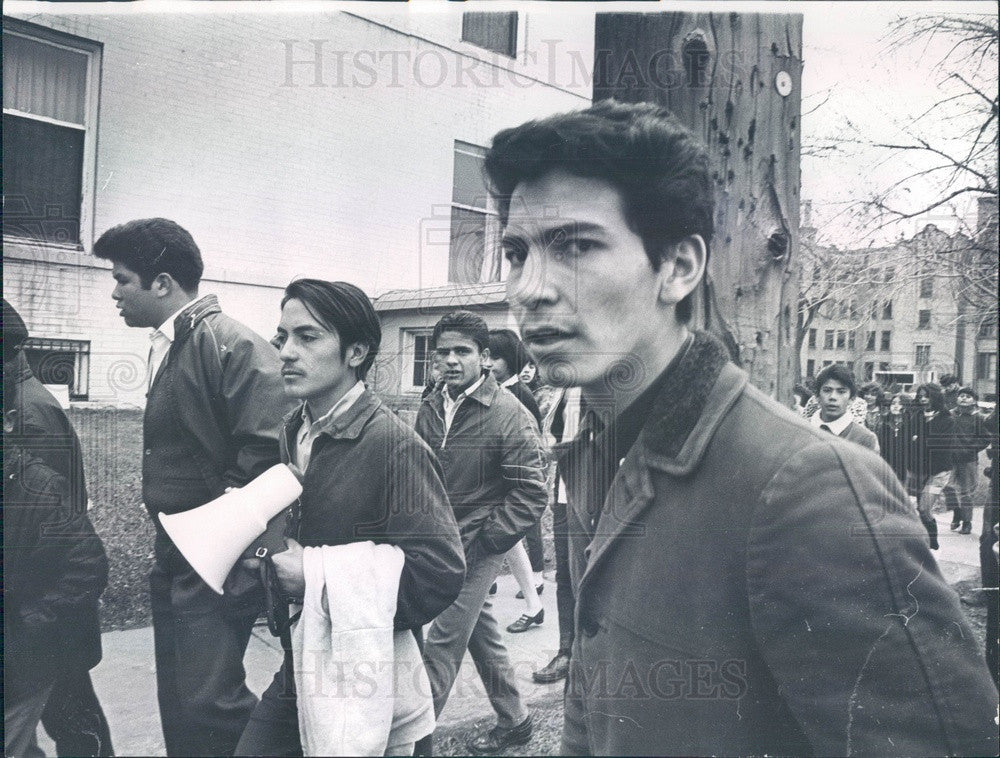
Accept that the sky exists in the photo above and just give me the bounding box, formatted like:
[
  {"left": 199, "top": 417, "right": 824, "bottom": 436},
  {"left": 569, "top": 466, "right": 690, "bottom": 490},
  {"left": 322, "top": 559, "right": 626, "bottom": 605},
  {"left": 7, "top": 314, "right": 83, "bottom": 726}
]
[{"left": 794, "top": 1, "right": 997, "bottom": 246}]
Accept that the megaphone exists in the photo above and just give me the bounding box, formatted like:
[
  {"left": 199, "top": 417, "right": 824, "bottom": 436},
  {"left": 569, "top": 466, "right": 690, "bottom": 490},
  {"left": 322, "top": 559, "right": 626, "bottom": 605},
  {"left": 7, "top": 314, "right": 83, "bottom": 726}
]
[{"left": 158, "top": 464, "right": 303, "bottom": 594}]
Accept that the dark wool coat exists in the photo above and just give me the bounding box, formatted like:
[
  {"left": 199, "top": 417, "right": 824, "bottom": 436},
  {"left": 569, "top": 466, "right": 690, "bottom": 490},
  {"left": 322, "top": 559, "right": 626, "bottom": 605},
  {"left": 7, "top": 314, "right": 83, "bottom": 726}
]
[
  {"left": 281, "top": 388, "right": 466, "bottom": 630},
  {"left": 560, "top": 332, "right": 998, "bottom": 757},
  {"left": 3, "top": 446, "right": 109, "bottom": 697}
]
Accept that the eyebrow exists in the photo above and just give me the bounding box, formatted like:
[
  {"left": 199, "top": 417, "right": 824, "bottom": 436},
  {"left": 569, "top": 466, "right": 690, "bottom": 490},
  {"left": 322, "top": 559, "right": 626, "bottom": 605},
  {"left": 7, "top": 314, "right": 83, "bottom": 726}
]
[{"left": 502, "top": 221, "right": 607, "bottom": 245}]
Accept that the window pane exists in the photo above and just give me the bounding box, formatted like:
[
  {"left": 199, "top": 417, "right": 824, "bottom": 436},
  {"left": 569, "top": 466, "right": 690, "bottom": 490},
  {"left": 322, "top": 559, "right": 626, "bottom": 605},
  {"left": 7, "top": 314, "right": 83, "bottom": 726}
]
[
  {"left": 453, "top": 144, "right": 489, "bottom": 210},
  {"left": 462, "top": 12, "right": 517, "bottom": 58},
  {"left": 3, "top": 32, "right": 87, "bottom": 124},
  {"left": 449, "top": 207, "right": 487, "bottom": 284},
  {"left": 3, "top": 113, "right": 83, "bottom": 244}
]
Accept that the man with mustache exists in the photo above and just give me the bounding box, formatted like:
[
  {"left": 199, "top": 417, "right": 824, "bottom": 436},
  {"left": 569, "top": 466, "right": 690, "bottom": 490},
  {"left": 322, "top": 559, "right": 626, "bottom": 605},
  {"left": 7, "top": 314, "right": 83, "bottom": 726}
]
[
  {"left": 94, "top": 218, "right": 290, "bottom": 756},
  {"left": 486, "top": 99, "right": 998, "bottom": 756}
]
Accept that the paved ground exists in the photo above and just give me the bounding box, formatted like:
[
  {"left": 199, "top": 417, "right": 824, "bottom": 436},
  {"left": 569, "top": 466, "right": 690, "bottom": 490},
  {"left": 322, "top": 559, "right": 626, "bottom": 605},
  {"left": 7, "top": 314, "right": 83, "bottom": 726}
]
[{"left": 37, "top": 509, "right": 987, "bottom": 756}]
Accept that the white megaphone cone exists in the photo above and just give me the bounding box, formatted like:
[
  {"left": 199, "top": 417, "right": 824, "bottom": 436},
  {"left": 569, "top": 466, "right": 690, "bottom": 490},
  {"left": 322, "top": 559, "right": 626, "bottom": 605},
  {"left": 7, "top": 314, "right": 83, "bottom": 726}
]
[{"left": 158, "top": 464, "right": 303, "bottom": 594}]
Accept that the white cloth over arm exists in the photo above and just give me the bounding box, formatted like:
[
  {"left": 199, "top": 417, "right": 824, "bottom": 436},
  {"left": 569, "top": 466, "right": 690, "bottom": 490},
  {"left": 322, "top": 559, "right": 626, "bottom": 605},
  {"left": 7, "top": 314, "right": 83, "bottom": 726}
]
[{"left": 294, "top": 542, "right": 435, "bottom": 757}]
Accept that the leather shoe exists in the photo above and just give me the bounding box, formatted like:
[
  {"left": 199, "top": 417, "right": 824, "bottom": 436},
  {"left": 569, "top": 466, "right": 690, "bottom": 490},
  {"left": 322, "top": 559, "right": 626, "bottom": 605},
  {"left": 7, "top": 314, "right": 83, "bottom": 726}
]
[
  {"left": 467, "top": 714, "right": 533, "bottom": 754},
  {"left": 515, "top": 584, "right": 544, "bottom": 599},
  {"left": 960, "top": 522, "right": 972, "bottom": 534},
  {"left": 489, "top": 582, "right": 497, "bottom": 596},
  {"left": 507, "top": 609, "right": 544, "bottom": 633},
  {"left": 950, "top": 520, "right": 962, "bottom": 531},
  {"left": 533, "top": 651, "right": 570, "bottom": 683}
]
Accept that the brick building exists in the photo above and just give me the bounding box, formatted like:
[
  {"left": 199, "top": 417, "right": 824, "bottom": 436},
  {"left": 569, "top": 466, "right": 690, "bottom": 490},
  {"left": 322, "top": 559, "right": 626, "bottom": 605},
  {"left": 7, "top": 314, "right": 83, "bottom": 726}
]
[{"left": 3, "top": 7, "right": 593, "bottom": 406}]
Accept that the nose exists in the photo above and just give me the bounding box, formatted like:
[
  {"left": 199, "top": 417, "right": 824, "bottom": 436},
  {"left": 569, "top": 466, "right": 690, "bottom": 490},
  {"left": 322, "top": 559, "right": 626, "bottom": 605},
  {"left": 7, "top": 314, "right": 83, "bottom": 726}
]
[
  {"left": 507, "top": 248, "right": 559, "bottom": 311},
  {"left": 278, "top": 340, "right": 297, "bottom": 362}
]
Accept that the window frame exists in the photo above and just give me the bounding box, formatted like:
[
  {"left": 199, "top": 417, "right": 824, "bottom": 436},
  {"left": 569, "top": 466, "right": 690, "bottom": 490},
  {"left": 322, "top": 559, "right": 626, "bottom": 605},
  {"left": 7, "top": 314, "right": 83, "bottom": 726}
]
[
  {"left": 461, "top": 11, "right": 519, "bottom": 60},
  {"left": 449, "top": 140, "right": 503, "bottom": 284},
  {"left": 880, "top": 330, "right": 892, "bottom": 352},
  {"left": 21, "top": 337, "right": 91, "bottom": 401},
  {"left": 915, "top": 344, "right": 931, "bottom": 367},
  {"left": 2, "top": 19, "right": 102, "bottom": 251},
  {"left": 404, "top": 329, "right": 435, "bottom": 394},
  {"left": 917, "top": 309, "right": 932, "bottom": 330}
]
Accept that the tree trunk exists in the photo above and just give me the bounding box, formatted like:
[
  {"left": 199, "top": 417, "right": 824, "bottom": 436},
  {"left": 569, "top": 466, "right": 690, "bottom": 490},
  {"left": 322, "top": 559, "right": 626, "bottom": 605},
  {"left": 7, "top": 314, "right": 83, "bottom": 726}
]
[{"left": 594, "top": 12, "right": 802, "bottom": 400}]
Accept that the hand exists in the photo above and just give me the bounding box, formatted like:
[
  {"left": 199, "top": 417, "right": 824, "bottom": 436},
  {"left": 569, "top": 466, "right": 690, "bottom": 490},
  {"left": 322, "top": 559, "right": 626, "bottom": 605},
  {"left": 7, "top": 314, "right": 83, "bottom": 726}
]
[{"left": 271, "top": 537, "right": 306, "bottom": 597}]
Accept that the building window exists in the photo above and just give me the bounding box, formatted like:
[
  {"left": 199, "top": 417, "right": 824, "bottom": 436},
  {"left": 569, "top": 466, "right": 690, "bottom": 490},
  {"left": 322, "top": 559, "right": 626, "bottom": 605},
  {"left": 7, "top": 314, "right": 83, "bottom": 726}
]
[
  {"left": 864, "top": 361, "right": 874, "bottom": 381},
  {"left": 882, "top": 300, "right": 893, "bottom": 320},
  {"left": 866, "top": 331, "right": 876, "bottom": 351},
  {"left": 883, "top": 266, "right": 895, "bottom": 283},
  {"left": 879, "top": 361, "right": 891, "bottom": 372},
  {"left": 407, "top": 331, "right": 434, "bottom": 391},
  {"left": 824, "top": 330, "right": 834, "bottom": 350},
  {"left": 920, "top": 277, "right": 933, "bottom": 298},
  {"left": 808, "top": 328, "right": 817, "bottom": 349},
  {"left": 3, "top": 22, "right": 101, "bottom": 247},
  {"left": 849, "top": 299, "right": 859, "bottom": 320},
  {"left": 976, "top": 352, "right": 997, "bottom": 382},
  {"left": 462, "top": 12, "right": 518, "bottom": 58},
  {"left": 822, "top": 360, "right": 833, "bottom": 368},
  {"left": 846, "top": 361, "right": 855, "bottom": 375},
  {"left": 449, "top": 141, "right": 501, "bottom": 284},
  {"left": 915, "top": 344, "right": 931, "bottom": 366},
  {"left": 880, "top": 330, "right": 891, "bottom": 352},
  {"left": 836, "top": 330, "right": 846, "bottom": 349},
  {"left": 838, "top": 300, "right": 849, "bottom": 319},
  {"left": 22, "top": 337, "right": 90, "bottom": 400},
  {"left": 978, "top": 319, "right": 997, "bottom": 339},
  {"left": 848, "top": 330, "right": 856, "bottom": 350},
  {"left": 806, "top": 359, "right": 815, "bottom": 377},
  {"left": 917, "top": 309, "right": 931, "bottom": 329}
]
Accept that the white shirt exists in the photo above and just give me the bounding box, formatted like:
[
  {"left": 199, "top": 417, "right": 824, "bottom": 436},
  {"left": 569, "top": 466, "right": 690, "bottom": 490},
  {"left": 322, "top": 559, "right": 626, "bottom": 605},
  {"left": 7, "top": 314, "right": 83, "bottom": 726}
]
[
  {"left": 442, "top": 375, "right": 485, "bottom": 435},
  {"left": 294, "top": 381, "right": 367, "bottom": 472},
  {"left": 146, "top": 296, "right": 207, "bottom": 390},
  {"left": 811, "top": 408, "right": 853, "bottom": 436},
  {"left": 500, "top": 374, "right": 520, "bottom": 389}
]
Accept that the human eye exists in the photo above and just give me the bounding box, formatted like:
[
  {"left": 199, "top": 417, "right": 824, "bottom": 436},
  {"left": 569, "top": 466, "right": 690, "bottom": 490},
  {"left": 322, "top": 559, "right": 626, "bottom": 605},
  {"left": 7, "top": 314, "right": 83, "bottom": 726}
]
[
  {"left": 271, "top": 333, "right": 286, "bottom": 349},
  {"left": 502, "top": 238, "right": 528, "bottom": 266}
]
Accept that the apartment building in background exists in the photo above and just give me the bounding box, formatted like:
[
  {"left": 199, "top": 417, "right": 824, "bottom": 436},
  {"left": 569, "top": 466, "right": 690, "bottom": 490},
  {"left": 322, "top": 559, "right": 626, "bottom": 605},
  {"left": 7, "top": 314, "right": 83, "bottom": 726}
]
[{"left": 3, "top": 7, "right": 593, "bottom": 407}]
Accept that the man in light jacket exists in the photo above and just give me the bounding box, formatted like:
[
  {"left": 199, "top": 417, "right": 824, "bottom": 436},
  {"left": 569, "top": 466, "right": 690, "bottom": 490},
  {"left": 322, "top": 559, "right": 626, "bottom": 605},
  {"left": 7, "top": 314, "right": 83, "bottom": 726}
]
[{"left": 487, "top": 99, "right": 998, "bottom": 756}]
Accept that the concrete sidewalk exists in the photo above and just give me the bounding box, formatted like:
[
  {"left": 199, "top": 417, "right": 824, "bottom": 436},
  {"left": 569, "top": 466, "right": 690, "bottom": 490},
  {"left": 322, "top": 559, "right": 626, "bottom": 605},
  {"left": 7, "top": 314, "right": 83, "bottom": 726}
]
[
  {"left": 38, "top": 572, "right": 563, "bottom": 756},
  {"left": 38, "top": 510, "right": 987, "bottom": 756}
]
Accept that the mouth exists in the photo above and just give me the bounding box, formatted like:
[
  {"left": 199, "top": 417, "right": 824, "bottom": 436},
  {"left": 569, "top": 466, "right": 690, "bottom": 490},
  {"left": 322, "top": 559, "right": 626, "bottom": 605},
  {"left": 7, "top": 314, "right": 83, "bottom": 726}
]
[
  {"left": 523, "top": 326, "right": 575, "bottom": 348},
  {"left": 281, "top": 369, "right": 304, "bottom": 379}
]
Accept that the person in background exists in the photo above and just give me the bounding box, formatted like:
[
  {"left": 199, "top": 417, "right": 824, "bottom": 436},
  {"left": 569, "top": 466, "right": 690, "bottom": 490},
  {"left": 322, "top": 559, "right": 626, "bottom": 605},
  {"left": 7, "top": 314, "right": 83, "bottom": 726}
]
[
  {"left": 487, "top": 329, "right": 546, "bottom": 632},
  {"left": 2, "top": 299, "right": 114, "bottom": 758},
  {"left": 94, "top": 218, "right": 292, "bottom": 757},
  {"left": 416, "top": 311, "right": 548, "bottom": 754},
  {"left": 859, "top": 382, "right": 886, "bottom": 432},
  {"left": 4, "top": 342, "right": 109, "bottom": 758},
  {"left": 981, "top": 408, "right": 999, "bottom": 685},
  {"left": 792, "top": 383, "right": 812, "bottom": 416},
  {"left": 907, "top": 382, "right": 955, "bottom": 550},
  {"left": 949, "top": 387, "right": 990, "bottom": 535},
  {"left": 940, "top": 373, "right": 961, "bottom": 411},
  {"left": 810, "top": 364, "right": 879, "bottom": 452},
  {"left": 877, "top": 392, "right": 913, "bottom": 487},
  {"left": 803, "top": 375, "right": 868, "bottom": 424}
]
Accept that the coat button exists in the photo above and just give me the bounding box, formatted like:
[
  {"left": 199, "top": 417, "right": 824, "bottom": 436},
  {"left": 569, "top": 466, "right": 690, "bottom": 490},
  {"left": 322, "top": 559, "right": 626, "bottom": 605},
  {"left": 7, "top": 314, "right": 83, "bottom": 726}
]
[{"left": 144, "top": 449, "right": 152, "bottom": 456}]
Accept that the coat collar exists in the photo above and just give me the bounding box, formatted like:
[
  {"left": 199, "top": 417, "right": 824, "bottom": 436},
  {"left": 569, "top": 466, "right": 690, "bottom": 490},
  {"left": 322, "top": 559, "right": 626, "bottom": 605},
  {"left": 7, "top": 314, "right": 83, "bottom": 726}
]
[
  {"left": 283, "top": 385, "right": 381, "bottom": 444},
  {"left": 173, "top": 294, "right": 221, "bottom": 342},
  {"left": 423, "top": 372, "right": 499, "bottom": 415}
]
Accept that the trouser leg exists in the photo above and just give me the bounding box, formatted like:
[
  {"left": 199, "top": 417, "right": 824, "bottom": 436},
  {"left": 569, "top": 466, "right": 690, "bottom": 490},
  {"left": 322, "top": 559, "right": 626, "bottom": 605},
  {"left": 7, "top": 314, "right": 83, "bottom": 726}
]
[
  {"left": 552, "top": 501, "right": 575, "bottom": 652},
  {"left": 4, "top": 676, "right": 55, "bottom": 758},
  {"left": 151, "top": 555, "right": 260, "bottom": 756},
  {"left": 40, "top": 668, "right": 114, "bottom": 757},
  {"left": 953, "top": 460, "right": 978, "bottom": 524},
  {"left": 423, "top": 549, "right": 505, "bottom": 719},
  {"left": 466, "top": 599, "right": 529, "bottom": 728},
  {"left": 234, "top": 664, "right": 302, "bottom": 757}
]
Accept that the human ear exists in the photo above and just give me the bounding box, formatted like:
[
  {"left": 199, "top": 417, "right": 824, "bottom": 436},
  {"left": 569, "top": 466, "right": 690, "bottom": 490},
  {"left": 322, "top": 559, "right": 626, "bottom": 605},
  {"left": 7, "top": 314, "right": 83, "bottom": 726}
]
[
  {"left": 658, "top": 235, "right": 706, "bottom": 306},
  {"left": 152, "top": 273, "right": 174, "bottom": 297},
  {"left": 346, "top": 343, "right": 370, "bottom": 369}
]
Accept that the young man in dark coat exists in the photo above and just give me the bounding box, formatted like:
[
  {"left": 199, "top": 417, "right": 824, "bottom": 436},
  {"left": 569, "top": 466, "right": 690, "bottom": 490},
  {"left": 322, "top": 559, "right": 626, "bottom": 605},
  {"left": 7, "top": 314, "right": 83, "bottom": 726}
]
[
  {"left": 3, "top": 356, "right": 109, "bottom": 758},
  {"left": 236, "top": 280, "right": 465, "bottom": 755},
  {"left": 94, "top": 218, "right": 293, "bottom": 757},
  {"left": 487, "top": 99, "right": 999, "bottom": 756},
  {"left": 415, "top": 311, "right": 549, "bottom": 754},
  {"left": 949, "top": 387, "right": 990, "bottom": 534},
  {"left": 3, "top": 299, "right": 114, "bottom": 757},
  {"left": 810, "top": 363, "right": 880, "bottom": 452}
]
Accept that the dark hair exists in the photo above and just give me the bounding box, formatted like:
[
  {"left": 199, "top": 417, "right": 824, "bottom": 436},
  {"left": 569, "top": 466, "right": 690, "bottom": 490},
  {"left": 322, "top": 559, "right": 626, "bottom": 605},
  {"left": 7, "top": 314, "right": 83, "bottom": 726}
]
[
  {"left": 484, "top": 99, "right": 714, "bottom": 324},
  {"left": 939, "top": 374, "right": 959, "bottom": 386},
  {"left": 815, "top": 363, "right": 858, "bottom": 397},
  {"left": 432, "top": 311, "right": 489, "bottom": 352},
  {"left": 93, "top": 218, "right": 204, "bottom": 291},
  {"left": 859, "top": 382, "right": 885, "bottom": 406},
  {"left": 916, "top": 382, "right": 946, "bottom": 413},
  {"left": 957, "top": 386, "right": 979, "bottom": 401},
  {"left": 282, "top": 279, "right": 381, "bottom": 380},
  {"left": 488, "top": 329, "right": 530, "bottom": 379},
  {"left": 792, "top": 383, "right": 812, "bottom": 406}
]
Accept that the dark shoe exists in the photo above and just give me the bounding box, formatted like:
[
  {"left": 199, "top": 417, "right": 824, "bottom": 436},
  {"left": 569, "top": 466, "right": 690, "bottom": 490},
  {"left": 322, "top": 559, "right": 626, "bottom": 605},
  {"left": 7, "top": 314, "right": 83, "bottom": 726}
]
[
  {"left": 950, "top": 520, "right": 962, "bottom": 531},
  {"left": 960, "top": 522, "right": 973, "bottom": 534},
  {"left": 533, "top": 651, "right": 570, "bottom": 683},
  {"left": 489, "top": 582, "right": 497, "bottom": 596},
  {"left": 514, "top": 584, "right": 544, "bottom": 599},
  {"left": 506, "top": 609, "right": 544, "bottom": 633},
  {"left": 467, "top": 714, "right": 533, "bottom": 754}
]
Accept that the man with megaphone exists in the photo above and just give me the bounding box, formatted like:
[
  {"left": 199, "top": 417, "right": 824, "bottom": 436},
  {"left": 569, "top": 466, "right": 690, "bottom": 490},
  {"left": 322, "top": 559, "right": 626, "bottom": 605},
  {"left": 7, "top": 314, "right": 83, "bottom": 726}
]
[
  {"left": 94, "top": 219, "right": 294, "bottom": 757},
  {"left": 234, "top": 280, "right": 465, "bottom": 756}
]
